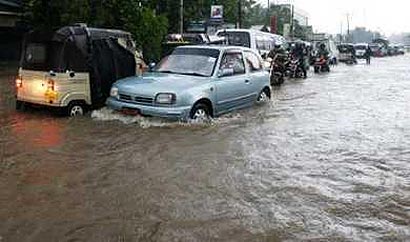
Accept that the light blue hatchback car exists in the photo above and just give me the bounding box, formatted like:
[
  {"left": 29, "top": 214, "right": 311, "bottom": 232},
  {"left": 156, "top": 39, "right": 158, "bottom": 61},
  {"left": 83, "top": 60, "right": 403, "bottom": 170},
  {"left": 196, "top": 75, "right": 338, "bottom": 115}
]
[{"left": 106, "top": 45, "right": 271, "bottom": 120}]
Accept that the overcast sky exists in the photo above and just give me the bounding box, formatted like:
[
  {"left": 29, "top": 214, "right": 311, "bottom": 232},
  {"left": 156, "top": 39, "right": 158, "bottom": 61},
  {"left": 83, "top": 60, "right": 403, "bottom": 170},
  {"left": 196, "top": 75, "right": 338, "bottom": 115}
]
[{"left": 257, "top": 0, "right": 410, "bottom": 35}]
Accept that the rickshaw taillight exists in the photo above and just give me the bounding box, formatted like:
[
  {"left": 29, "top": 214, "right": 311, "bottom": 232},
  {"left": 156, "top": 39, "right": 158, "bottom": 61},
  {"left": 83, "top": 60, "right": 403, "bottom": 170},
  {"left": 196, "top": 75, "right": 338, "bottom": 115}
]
[
  {"left": 15, "top": 76, "right": 23, "bottom": 88},
  {"left": 47, "top": 79, "right": 55, "bottom": 91}
]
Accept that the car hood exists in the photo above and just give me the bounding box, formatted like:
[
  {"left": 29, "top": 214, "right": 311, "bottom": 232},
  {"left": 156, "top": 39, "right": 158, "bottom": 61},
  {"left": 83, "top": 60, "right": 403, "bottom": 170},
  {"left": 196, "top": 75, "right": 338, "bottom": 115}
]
[{"left": 114, "top": 72, "right": 209, "bottom": 96}]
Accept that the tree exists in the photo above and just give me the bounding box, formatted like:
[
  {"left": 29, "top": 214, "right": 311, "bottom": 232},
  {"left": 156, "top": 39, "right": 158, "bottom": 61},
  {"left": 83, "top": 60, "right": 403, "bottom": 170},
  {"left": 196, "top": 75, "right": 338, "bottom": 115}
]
[{"left": 22, "top": 0, "right": 168, "bottom": 61}]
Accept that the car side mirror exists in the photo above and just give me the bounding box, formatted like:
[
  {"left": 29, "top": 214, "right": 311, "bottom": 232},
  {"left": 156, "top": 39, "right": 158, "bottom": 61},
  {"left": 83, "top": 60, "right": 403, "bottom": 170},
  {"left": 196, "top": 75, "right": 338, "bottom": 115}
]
[
  {"left": 218, "top": 68, "right": 234, "bottom": 77},
  {"left": 148, "top": 62, "right": 156, "bottom": 71},
  {"left": 69, "top": 71, "right": 75, "bottom": 78}
]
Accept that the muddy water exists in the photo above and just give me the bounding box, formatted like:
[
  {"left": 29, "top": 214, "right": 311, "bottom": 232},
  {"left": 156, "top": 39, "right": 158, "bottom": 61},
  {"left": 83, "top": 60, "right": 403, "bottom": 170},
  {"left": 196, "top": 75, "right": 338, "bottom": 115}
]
[{"left": 1, "top": 57, "right": 410, "bottom": 241}]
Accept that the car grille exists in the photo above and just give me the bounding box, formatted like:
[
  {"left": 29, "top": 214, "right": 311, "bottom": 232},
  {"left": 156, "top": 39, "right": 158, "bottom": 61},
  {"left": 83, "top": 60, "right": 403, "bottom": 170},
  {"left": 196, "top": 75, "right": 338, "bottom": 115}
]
[{"left": 119, "top": 93, "right": 153, "bottom": 105}]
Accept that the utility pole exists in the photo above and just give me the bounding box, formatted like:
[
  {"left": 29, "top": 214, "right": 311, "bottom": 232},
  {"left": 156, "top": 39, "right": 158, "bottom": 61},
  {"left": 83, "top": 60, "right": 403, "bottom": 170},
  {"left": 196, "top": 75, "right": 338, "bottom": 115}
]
[
  {"left": 290, "top": 4, "right": 294, "bottom": 40},
  {"left": 237, "top": 0, "right": 242, "bottom": 28},
  {"left": 180, "top": 0, "right": 184, "bottom": 34},
  {"left": 346, "top": 13, "right": 350, "bottom": 43}
]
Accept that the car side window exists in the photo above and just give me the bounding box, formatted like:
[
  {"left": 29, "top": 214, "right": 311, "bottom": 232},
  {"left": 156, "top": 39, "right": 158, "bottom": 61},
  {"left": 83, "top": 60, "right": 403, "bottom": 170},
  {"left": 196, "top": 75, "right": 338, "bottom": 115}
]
[
  {"left": 219, "top": 52, "right": 246, "bottom": 76},
  {"left": 244, "top": 51, "right": 263, "bottom": 72}
]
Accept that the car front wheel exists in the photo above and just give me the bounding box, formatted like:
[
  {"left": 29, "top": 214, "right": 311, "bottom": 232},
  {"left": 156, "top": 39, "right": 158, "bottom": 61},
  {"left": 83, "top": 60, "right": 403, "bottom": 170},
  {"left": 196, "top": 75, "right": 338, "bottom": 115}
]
[
  {"left": 257, "top": 89, "right": 270, "bottom": 104},
  {"left": 190, "top": 103, "right": 211, "bottom": 121}
]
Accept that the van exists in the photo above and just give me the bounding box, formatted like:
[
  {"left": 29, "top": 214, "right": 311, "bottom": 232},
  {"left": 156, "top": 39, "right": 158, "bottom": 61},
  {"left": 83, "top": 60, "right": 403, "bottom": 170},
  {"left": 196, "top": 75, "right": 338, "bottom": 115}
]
[
  {"left": 215, "top": 29, "right": 286, "bottom": 58},
  {"left": 16, "top": 25, "right": 137, "bottom": 116}
]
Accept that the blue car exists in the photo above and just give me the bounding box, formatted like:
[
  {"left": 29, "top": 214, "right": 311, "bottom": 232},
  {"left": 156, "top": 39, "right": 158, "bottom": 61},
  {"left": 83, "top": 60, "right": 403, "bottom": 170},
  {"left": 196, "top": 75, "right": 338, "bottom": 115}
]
[{"left": 106, "top": 45, "right": 271, "bottom": 120}]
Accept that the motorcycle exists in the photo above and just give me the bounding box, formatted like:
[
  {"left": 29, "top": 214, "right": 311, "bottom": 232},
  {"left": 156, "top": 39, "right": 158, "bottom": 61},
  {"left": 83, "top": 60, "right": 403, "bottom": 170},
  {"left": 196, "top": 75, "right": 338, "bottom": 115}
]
[
  {"left": 314, "top": 55, "right": 330, "bottom": 73},
  {"left": 286, "top": 56, "right": 305, "bottom": 78},
  {"left": 268, "top": 54, "right": 286, "bottom": 86}
]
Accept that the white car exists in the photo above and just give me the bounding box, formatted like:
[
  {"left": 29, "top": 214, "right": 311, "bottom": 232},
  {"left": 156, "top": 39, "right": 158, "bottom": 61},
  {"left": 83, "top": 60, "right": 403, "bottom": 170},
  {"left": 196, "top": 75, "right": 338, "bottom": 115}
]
[{"left": 354, "top": 44, "right": 369, "bottom": 59}]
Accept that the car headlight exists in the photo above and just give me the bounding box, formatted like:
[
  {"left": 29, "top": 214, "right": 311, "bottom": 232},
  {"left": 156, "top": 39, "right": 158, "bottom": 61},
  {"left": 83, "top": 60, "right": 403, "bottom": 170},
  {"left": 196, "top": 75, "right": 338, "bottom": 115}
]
[
  {"left": 155, "top": 93, "right": 176, "bottom": 104},
  {"left": 110, "top": 87, "right": 118, "bottom": 98}
]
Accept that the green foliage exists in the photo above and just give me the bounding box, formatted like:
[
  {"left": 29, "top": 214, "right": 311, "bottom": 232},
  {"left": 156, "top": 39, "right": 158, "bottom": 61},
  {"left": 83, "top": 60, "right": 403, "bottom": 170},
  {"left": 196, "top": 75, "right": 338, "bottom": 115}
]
[
  {"left": 23, "top": 0, "right": 168, "bottom": 61},
  {"left": 22, "top": 0, "right": 312, "bottom": 61}
]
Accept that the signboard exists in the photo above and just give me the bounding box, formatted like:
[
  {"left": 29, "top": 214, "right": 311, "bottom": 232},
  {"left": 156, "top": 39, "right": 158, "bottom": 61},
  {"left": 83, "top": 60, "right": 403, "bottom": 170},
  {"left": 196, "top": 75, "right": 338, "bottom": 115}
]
[
  {"left": 270, "top": 16, "right": 277, "bottom": 34},
  {"left": 210, "top": 5, "right": 223, "bottom": 20},
  {"left": 283, "top": 23, "right": 291, "bottom": 38}
]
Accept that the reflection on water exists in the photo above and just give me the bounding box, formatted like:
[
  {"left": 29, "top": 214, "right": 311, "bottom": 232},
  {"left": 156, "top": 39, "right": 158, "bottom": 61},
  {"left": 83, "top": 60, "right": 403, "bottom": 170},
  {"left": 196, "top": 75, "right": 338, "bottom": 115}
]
[{"left": 1, "top": 56, "right": 410, "bottom": 241}]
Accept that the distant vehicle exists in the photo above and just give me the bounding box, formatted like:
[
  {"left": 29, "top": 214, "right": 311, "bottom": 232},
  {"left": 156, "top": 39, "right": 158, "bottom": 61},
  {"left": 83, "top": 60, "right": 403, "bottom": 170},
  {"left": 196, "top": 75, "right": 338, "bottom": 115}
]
[
  {"left": 16, "top": 25, "right": 137, "bottom": 116},
  {"left": 354, "top": 43, "right": 369, "bottom": 59},
  {"left": 312, "top": 39, "right": 339, "bottom": 65},
  {"left": 397, "top": 45, "right": 406, "bottom": 55},
  {"left": 161, "top": 33, "right": 224, "bottom": 58},
  {"left": 107, "top": 45, "right": 272, "bottom": 120},
  {"left": 369, "top": 43, "right": 385, "bottom": 57},
  {"left": 215, "top": 29, "right": 286, "bottom": 58},
  {"left": 337, "top": 43, "right": 357, "bottom": 64}
]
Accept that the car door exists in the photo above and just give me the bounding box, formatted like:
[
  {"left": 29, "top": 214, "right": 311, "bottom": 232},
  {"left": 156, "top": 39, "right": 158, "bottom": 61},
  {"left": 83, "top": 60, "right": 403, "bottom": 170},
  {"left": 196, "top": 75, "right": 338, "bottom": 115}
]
[
  {"left": 244, "top": 50, "right": 266, "bottom": 102},
  {"left": 214, "top": 51, "right": 252, "bottom": 114}
]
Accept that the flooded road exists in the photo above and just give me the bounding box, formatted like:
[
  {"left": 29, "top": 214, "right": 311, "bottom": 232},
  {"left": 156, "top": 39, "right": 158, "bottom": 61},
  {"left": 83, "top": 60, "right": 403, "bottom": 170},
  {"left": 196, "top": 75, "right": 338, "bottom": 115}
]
[{"left": 1, "top": 56, "right": 410, "bottom": 241}]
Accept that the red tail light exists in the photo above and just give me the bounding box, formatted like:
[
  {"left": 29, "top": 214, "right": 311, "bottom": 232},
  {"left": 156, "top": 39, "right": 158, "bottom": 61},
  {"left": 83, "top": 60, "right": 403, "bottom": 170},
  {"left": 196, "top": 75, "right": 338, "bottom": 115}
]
[{"left": 16, "top": 76, "right": 23, "bottom": 88}]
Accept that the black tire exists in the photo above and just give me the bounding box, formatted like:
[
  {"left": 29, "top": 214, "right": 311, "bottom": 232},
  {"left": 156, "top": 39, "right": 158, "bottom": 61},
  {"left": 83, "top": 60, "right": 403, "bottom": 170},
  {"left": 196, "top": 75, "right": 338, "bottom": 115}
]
[
  {"left": 190, "top": 103, "right": 211, "bottom": 120},
  {"left": 314, "top": 66, "right": 320, "bottom": 73},
  {"left": 66, "top": 102, "right": 85, "bottom": 117},
  {"left": 256, "top": 89, "right": 271, "bottom": 104}
]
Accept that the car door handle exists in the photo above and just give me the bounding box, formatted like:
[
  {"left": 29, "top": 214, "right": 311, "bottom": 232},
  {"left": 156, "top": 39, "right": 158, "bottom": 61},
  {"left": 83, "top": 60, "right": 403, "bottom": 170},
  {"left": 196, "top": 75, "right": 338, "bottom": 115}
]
[{"left": 245, "top": 79, "right": 251, "bottom": 84}]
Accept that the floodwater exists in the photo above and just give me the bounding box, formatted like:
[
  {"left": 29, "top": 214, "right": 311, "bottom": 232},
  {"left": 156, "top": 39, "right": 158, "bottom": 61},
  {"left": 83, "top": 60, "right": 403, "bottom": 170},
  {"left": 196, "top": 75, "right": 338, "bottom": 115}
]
[{"left": 1, "top": 56, "right": 410, "bottom": 241}]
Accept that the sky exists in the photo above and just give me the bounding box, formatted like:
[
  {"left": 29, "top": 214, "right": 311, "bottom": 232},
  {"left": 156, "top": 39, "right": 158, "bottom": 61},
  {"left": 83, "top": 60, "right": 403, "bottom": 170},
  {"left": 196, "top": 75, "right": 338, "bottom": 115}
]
[{"left": 257, "top": 0, "right": 410, "bottom": 36}]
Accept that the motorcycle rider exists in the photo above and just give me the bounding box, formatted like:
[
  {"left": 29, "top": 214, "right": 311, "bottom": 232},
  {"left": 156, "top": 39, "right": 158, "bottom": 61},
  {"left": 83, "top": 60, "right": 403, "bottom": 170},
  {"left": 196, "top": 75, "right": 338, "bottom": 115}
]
[
  {"left": 267, "top": 43, "right": 288, "bottom": 85},
  {"left": 314, "top": 43, "right": 331, "bottom": 73},
  {"left": 317, "top": 43, "right": 329, "bottom": 59},
  {"left": 268, "top": 43, "right": 288, "bottom": 70},
  {"left": 268, "top": 43, "right": 287, "bottom": 60},
  {"left": 290, "top": 42, "right": 308, "bottom": 78}
]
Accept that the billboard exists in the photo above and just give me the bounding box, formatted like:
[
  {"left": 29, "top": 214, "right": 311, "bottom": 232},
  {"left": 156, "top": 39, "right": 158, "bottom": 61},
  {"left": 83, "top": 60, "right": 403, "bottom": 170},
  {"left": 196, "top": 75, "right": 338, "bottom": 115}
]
[{"left": 210, "top": 5, "right": 223, "bottom": 20}]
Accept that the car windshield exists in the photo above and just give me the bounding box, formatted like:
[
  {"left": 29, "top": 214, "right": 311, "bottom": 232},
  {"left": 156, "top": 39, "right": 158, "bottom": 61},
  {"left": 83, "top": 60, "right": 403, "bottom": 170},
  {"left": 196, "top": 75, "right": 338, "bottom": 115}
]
[
  {"left": 338, "top": 45, "right": 353, "bottom": 53},
  {"left": 155, "top": 48, "right": 220, "bottom": 77},
  {"left": 355, "top": 45, "right": 367, "bottom": 50}
]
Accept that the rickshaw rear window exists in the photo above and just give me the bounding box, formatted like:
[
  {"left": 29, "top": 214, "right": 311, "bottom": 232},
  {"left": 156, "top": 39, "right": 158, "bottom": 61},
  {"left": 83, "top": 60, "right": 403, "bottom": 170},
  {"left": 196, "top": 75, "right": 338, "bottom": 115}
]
[
  {"left": 22, "top": 42, "right": 64, "bottom": 71},
  {"left": 25, "top": 44, "right": 46, "bottom": 64}
]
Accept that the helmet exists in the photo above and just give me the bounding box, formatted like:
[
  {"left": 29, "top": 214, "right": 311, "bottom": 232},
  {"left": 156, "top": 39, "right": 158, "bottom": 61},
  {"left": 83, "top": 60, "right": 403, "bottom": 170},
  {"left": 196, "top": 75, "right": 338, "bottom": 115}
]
[{"left": 320, "top": 43, "right": 326, "bottom": 49}]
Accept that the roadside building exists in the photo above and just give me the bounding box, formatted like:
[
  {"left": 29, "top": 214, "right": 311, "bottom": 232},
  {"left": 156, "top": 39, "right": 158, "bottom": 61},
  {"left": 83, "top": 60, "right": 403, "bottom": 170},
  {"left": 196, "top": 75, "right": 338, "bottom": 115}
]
[{"left": 0, "top": 0, "right": 23, "bottom": 61}]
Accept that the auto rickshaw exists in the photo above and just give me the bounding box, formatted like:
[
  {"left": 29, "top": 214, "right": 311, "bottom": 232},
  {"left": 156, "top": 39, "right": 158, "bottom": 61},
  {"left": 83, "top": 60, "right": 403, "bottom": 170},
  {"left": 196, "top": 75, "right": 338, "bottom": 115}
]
[{"left": 16, "top": 24, "right": 137, "bottom": 116}]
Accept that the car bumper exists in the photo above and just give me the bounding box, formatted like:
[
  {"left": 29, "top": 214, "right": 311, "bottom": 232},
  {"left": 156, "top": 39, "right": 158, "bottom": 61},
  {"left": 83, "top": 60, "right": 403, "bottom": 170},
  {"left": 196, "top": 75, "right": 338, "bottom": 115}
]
[
  {"left": 106, "top": 97, "right": 191, "bottom": 119},
  {"left": 16, "top": 96, "right": 63, "bottom": 107}
]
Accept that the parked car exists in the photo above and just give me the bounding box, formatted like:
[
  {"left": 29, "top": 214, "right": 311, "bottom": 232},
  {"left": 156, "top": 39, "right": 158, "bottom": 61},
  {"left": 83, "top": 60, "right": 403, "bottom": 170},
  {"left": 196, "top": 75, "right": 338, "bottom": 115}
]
[
  {"left": 107, "top": 45, "right": 272, "bottom": 121},
  {"left": 16, "top": 24, "right": 137, "bottom": 116}
]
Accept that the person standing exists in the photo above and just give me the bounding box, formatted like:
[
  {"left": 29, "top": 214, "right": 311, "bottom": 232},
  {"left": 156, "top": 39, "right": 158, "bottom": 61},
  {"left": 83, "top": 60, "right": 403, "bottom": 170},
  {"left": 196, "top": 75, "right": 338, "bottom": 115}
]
[{"left": 365, "top": 46, "right": 372, "bottom": 65}]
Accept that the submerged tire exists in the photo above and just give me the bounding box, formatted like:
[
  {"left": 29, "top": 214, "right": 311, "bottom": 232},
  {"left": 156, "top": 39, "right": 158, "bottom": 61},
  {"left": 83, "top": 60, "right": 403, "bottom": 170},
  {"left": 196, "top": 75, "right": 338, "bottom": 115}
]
[
  {"left": 190, "top": 103, "right": 211, "bottom": 120},
  {"left": 67, "top": 102, "right": 85, "bottom": 117},
  {"left": 256, "top": 89, "right": 271, "bottom": 104}
]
